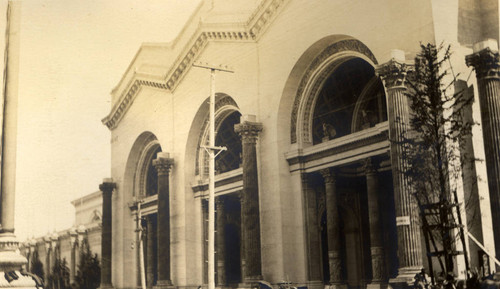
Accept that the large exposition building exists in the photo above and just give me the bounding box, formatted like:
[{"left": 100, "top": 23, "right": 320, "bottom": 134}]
[{"left": 98, "top": 1, "right": 500, "bottom": 289}]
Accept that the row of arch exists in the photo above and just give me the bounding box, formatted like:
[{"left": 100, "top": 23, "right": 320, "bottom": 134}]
[
  {"left": 130, "top": 38, "right": 387, "bottom": 191},
  {"left": 121, "top": 35, "right": 391, "bottom": 286}
]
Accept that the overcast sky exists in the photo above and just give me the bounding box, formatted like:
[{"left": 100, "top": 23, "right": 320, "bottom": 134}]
[{"left": 0, "top": 0, "right": 200, "bottom": 241}]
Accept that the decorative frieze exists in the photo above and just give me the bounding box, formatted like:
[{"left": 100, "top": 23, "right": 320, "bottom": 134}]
[
  {"left": 466, "top": 47, "right": 500, "bottom": 79},
  {"left": 103, "top": 0, "right": 288, "bottom": 130}
]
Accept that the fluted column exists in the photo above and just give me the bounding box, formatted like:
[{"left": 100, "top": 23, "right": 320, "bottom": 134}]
[
  {"left": 320, "top": 168, "right": 344, "bottom": 286},
  {"left": 302, "top": 173, "right": 322, "bottom": 283},
  {"left": 216, "top": 198, "right": 226, "bottom": 286},
  {"left": 153, "top": 152, "right": 174, "bottom": 288},
  {"left": 99, "top": 178, "right": 116, "bottom": 289},
  {"left": 364, "top": 158, "right": 386, "bottom": 287},
  {"left": 234, "top": 115, "right": 263, "bottom": 283},
  {"left": 466, "top": 40, "right": 500, "bottom": 260},
  {"left": 376, "top": 52, "right": 423, "bottom": 282}
]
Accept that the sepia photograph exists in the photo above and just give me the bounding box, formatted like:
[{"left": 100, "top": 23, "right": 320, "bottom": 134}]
[{"left": 0, "top": 1, "right": 499, "bottom": 289}]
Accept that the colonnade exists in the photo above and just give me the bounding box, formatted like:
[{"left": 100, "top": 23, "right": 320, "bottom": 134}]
[{"left": 96, "top": 41, "right": 500, "bottom": 288}]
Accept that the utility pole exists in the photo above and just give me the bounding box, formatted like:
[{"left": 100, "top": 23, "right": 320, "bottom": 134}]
[
  {"left": 133, "top": 198, "right": 146, "bottom": 289},
  {"left": 192, "top": 62, "right": 233, "bottom": 289}
]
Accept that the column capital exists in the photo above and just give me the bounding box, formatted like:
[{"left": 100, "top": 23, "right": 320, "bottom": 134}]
[
  {"left": 153, "top": 153, "right": 174, "bottom": 176},
  {"left": 99, "top": 178, "right": 116, "bottom": 194},
  {"left": 320, "top": 168, "right": 336, "bottom": 184},
  {"left": 363, "top": 157, "right": 378, "bottom": 175},
  {"left": 215, "top": 197, "right": 225, "bottom": 208},
  {"left": 68, "top": 228, "right": 78, "bottom": 247},
  {"left": 234, "top": 115, "right": 263, "bottom": 144},
  {"left": 466, "top": 45, "right": 500, "bottom": 80},
  {"left": 376, "top": 58, "right": 414, "bottom": 90}
]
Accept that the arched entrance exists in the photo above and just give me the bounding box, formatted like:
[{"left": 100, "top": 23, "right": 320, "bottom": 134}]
[
  {"left": 284, "top": 37, "right": 399, "bottom": 288},
  {"left": 194, "top": 94, "right": 244, "bottom": 287},
  {"left": 125, "top": 132, "right": 165, "bottom": 288}
]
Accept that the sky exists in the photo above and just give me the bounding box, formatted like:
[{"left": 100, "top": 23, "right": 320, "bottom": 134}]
[{"left": 0, "top": 0, "right": 201, "bottom": 241}]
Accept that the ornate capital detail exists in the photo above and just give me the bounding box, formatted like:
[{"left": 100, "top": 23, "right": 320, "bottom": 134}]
[
  {"left": 102, "top": 0, "right": 288, "bottom": 131},
  {"left": 153, "top": 157, "right": 174, "bottom": 176},
  {"left": 216, "top": 198, "right": 225, "bottom": 210},
  {"left": 363, "top": 157, "right": 378, "bottom": 175},
  {"left": 320, "top": 168, "right": 336, "bottom": 184},
  {"left": 234, "top": 121, "right": 263, "bottom": 144},
  {"left": 376, "top": 59, "right": 414, "bottom": 90},
  {"left": 328, "top": 250, "right": 343, "bottom": 283},
  {"left": 466, "top": 48, "right": 500, "bottom": 80},
  {"left": 371, "top": 246, "right": 386, "bottom": 281},
  {"left": 99, "top": 181, "right": 116, "bottom": 195}
]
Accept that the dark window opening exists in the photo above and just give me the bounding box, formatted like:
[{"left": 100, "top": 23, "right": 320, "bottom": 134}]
[
  {"left": 312, "top": 58, "right": 387, "bottom": 144},
  {"left": 215, "top": 111, "right": 242, "bottom": 174}
]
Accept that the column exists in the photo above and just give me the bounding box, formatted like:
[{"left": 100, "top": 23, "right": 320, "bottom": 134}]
[
  {"left": 302, "top": 173, "right": 322, "bottom": 283},
  {"left": 319, "top": 168, "right": 344, "bottom": 287},
  {"left": 99, "top": 178, "right": 116, "bottom": 289},
  {"left": 69, "top": 229, "right": 78, "bottom": 285},
  {"left": 376, "top": 52, "right": 423, "bottom": 282},
  {"left": 466, "top": 40, "right": 500, "bottom": 261},
  {"left": 76, "top": 225, "right": 86, "bottom": 274},
  {"left": 152, "top": 152, "right": 174, "bottom": 288},
  {"left": 44, "top": 237, "right": 51, "bottom": 279},
  {"left": 216, "top": 198, "right": 226, "bottom": 286},
  {"left": 364, "top": 158, "right": 386, "bottom": 287},
  {"left": 234, "top": 115, "right": 263, "bottom": 283}
]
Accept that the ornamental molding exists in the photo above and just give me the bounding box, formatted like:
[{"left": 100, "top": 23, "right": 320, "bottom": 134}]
[
  {"left": 103, "top": 0, "right": 288, "bottom": 130},
  {"left": 466, "top": 47, "right": 500, "bottom": 79},
  {"left": 291, "top": 39, "right": 378, "bottom": 144},
  {"left": 375, "top": 59, "right": 414, "bottom": 89}
]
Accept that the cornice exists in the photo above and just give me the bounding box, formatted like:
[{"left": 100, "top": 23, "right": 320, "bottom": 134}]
[
  {"left": 103, "top": 0, "right": 288, "bottom": 130},
  {"left": 286, "top": 122, "right": 390, "bottom": 173}
]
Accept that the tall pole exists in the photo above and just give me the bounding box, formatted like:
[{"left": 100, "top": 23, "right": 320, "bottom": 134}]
[
  {"left": 208, "top": 68, "right": 215, "bottom": 289},
  {"left": 136, "top": 200, "right": 146, "bottom": 289},
  {"left": 0, "top": 4, "right": 39, "bottom": 288},
  {"left": 193, "top": 63, "right": 232, "bottom": 289}
]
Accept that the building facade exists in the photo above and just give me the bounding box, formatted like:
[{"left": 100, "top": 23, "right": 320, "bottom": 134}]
[
  {"left": 100, "top": 1, "right": 500, "bottom": 289},
  {"left": 21, "top": 191, "right": 102, "bottom": 284}
]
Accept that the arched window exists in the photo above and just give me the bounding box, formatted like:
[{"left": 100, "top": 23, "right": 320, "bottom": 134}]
[
  {"left": 215, "top": 111, "right": 242, "bottom": 174},
  {"left": 145, "top": 146, "right": 162, "bottom": 196},
  {"left": 312, "top": 58, "right": 387, "bottom": 144}
]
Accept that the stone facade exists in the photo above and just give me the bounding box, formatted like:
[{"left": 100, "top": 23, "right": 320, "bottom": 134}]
[
  {"left": 101, "top": 1, "right": 500, "bottom": 289},
  {"left": 20, "top": 191, "right": 102, "bottom": 284}
]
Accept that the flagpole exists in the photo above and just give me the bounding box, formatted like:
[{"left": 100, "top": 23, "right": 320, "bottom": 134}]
[{"left": 193, "top": 63, "right": 232, "bottom": 289}]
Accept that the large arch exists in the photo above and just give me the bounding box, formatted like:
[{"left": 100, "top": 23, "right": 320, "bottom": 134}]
[
  {"left": 275, "top": 35, "right": 398, "bottom": 286},
  {"left": 184, "top": 93, "right": 244, "bottom": 286},
  {"left": 122, "top": 131, "right": 163, "bottom": 287},
  {"left": 288, "top": 37, "right": 379, "bottom": 147}
]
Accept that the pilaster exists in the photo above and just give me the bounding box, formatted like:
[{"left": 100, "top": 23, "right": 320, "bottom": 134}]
[{"left": 301, "top": 173, "right": 322, "bottom": 283}]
